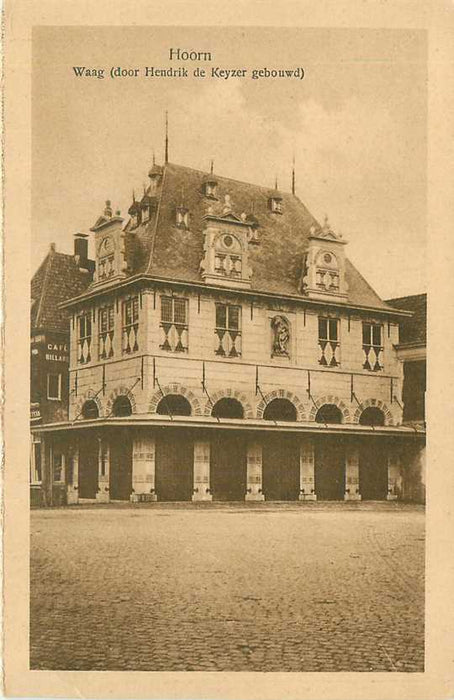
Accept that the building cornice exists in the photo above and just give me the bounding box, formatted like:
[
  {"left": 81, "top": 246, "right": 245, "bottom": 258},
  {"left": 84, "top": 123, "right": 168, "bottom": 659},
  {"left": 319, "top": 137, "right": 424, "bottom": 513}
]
[
  {"left": 60, "top": 273, "right": 413, "bottom": 319},
  {"left": 32, "top": 415, "right": 425, "bottom": 438},
  {"left": 394, "top": 343, "right": 426, "bottom": 362}
]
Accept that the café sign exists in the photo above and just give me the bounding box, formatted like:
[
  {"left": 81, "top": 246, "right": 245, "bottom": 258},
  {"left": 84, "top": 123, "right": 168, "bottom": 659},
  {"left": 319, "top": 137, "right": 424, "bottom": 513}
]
[{"left": 46, "top": 343, "right": 69, "bottom": 363}]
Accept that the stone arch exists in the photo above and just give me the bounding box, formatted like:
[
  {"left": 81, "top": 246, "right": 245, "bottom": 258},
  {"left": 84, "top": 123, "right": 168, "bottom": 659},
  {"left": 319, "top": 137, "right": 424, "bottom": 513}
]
[
  {"left": 256, "top": 389, "right": 306, "bottom": 421},
  {"left": 74, "top": 389, "right": 104, "bottom": 419},
  {"left": 203, "top": 388, "right": 254, "bottom": 419},
  {"left": 308, "top": 395, "right": 351, "bottom": 423},
  {"left": 105, "top": 385, "right": 137, "bottom": 416},
  {"left": 149, "top": 382, "right": 202, "bottom": 416},
  {"left": 352, "top": 398, "right": 395, "bottom": 426}
]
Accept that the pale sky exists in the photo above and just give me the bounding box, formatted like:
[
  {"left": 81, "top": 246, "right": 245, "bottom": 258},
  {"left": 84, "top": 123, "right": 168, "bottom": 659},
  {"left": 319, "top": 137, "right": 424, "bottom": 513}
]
[{"left": 32, "top": 26, "right": 427, "bottom": 299}]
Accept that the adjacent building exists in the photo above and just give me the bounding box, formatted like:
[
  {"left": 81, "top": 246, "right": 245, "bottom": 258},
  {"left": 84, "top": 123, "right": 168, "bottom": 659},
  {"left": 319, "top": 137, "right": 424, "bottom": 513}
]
[
  {"left": 32, "top": 160, "right": 426, "bottom": 505},
  {"left": 30, "top": 237, "right": 94, "bottom": 505},
  {"left": 386, "top": 293, "right": 427, "bottom": 502}
]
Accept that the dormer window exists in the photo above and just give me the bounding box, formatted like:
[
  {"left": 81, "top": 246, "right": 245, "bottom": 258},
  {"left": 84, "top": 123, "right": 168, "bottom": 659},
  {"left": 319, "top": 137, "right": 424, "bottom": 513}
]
[
  {"left": 176, "top": 207, "right": 190, "bottom": 229},
  {"left": 315, "top": 250, "right": 340, "bottom": 291},
  {"left": 202, "top": 175, "right": 218, "bottom": 199},
  {"left": 98, "top": 236, "right": 115, "bottom": 281},
  {"left": 268, "top": 195, "right": 283, "bottom": 214},
  {"left": 214, "top": 233, "right": 242, "bottom": 278},
  {"left": 128, "top": 198, "right": 141, "bottom": 228},
  {"left": 148, "top": 163, "right": 163, "bottom": 193}
]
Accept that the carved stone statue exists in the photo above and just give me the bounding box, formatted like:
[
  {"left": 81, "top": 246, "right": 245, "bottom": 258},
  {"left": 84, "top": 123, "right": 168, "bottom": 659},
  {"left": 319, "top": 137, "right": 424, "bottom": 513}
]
[{"left": 271, "top": 315, "right": 290, "bottom": 357}]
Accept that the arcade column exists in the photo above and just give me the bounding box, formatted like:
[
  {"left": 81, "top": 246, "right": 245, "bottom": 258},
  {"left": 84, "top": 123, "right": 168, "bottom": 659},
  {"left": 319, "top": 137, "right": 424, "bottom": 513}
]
[
  {"left": 245, "top": 440, "right": 265, "bottom": 501},
  {"left": 131, "top": 434, "right": 158, "bottom": 502},
  {"left": 192, "top": 440, "right": 212, "bottom": 501},
  {"left": 67, "top": 442, "right": 79, "bottom": 505},
  {"left": 299, "top": 437, "right": 317, "bottom": 501},
  {"left": 96, "top": 436, "right": 110, "bottom": 503},
  {"left": 344, "top": 443, "right": 361, "bottom": 501}
]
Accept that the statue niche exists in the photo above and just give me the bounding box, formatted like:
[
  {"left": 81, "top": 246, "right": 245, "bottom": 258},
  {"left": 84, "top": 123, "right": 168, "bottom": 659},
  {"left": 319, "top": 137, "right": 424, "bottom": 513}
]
[{"left": 271, "top": 315, "right": 290, "bottom": 358}]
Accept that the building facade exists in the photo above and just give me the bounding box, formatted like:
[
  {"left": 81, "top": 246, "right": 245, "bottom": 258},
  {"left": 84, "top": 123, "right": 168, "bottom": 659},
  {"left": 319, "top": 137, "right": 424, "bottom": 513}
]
[
  {"left": 33, "top": 161, "right": 426, "bottom": 505},
  {"left": 30, "top": 237, "right": 94, "bottom": 505},
  {"left": 386, "top": 293, "right": 427, "bottom": 502}
]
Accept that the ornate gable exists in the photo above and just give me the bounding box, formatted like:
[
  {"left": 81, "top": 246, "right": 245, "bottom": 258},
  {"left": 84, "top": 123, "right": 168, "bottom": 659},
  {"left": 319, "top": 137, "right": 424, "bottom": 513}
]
[
  {"left": 200, "top": 195, "right": 254, "bottom": 289},
  {"left": 90, "top": 201, "right": 127, "bottom": 285},
  {"left": 300, "top": 217, "right": 349, "bottom": 302}
]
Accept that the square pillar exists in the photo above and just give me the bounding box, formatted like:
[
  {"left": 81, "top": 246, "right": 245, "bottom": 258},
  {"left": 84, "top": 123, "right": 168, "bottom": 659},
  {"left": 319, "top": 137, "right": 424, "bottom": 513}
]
[
  {"left": 41, "top": 435, "right": 52, "bottom": 507},
  {"left": 246, "top": 441, "right": 265, "bottom": 501},
  {"left": 299, "top": 437, "right": 317, "bottom": 501},
  {"left": 96, "top": 437, "right": 110, "bottom": 502},
  {"left": 131, "top": 434, "right": 157, "bottom": 502},
  {"left": 66, "top": 443, "right": 79, "bottom": 505},
  {"left": 192, "top": 440, "right": 212, "bottom": 501},
  {"left": 344, "top": 443, "right": 361, "bottom": 501},
  {"left": 387, "top": 449, "right": 401, "bottom": 500}
]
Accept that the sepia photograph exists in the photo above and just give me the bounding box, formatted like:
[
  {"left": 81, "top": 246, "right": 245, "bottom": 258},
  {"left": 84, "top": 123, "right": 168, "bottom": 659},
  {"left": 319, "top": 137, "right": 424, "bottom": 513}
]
[{"left": 26, "top": 24, "right": 429, "bottom": 675}]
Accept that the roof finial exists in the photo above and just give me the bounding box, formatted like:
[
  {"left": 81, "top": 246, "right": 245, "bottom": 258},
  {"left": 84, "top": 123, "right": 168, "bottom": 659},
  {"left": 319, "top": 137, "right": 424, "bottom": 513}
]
[
  {"left": 132, "top": 189, "right": 136, "bottom": 202},
  {"left": 210, "top": 159, "right": 214, "bottom": 175},
  {"left": 165, "top": 111, "right": 169, "bottom": 164},
  {"left": 143, "top": 182, "right": 146, "bottom": 195},
  {"left": 274, "top": 176, "right": 278, "bottom": 191},
  {"left": 323, "top": 214, "right": 330, "bottom": 232},
  {"left": 152, "top": 150, "right": 156, "bottom": 166},
  {"left": 292, "top": 154, "right": 295, "bottom": 196}
]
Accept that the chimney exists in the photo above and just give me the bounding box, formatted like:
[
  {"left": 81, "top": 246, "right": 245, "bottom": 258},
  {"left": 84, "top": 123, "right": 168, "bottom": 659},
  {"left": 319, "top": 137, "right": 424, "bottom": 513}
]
[{"left": 74, "top": 233, "right": 89, "bottom": 268}]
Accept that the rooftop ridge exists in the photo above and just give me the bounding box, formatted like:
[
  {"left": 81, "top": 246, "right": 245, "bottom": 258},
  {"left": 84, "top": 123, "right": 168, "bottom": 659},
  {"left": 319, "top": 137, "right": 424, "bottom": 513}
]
[{"left": 164, "top": 161, "right": 296, "bottom": 198}]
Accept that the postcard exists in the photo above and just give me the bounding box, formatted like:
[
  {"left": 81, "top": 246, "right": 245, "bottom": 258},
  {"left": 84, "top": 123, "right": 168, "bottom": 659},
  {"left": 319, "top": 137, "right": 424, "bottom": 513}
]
[{"left": 3, "top": 1, "right": 454, "bottom": 698}]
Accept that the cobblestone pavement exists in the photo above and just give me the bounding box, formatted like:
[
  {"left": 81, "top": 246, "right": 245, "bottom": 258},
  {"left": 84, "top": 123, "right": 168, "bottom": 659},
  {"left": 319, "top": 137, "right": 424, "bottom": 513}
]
[{"left": 30, "top": 502, "right": 425, "bottom": 672}]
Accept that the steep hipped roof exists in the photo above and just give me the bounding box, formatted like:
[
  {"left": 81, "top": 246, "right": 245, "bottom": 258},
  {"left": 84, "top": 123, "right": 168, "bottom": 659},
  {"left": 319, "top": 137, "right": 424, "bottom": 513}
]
[
  {"left": 31, "top": 248, "right": 93, "bottom": 332},
  {"left": 76, "top": 162, "right": 396, "bottom": 313},
  {"left": 124, "top": 162, "right": 391, "bottom": 310},
  {"left": 386, "top": 293, "right": 426, "bottom": 345}
]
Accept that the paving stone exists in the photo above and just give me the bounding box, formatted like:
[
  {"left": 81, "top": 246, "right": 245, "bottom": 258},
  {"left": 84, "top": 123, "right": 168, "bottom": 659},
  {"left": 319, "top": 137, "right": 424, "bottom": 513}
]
[{"left": 30, "top": 502, "right": 424, "bottom": 672}]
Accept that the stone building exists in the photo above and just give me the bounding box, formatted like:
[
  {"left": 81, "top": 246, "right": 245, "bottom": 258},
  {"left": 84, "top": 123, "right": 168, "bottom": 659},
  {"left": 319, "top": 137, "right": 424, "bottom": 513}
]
[
  {"left": 33, "top": 160, "right": 426, "bottom": 505},
  {"left": 30, "top": 237, "right": 94, "bottom": 505},
  {"left": 386, "top": 293, "right": 427, "bottom": 502}
]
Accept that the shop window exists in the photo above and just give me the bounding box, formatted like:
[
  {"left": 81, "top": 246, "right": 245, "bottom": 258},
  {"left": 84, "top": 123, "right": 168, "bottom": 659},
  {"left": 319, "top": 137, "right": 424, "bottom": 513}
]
[
  {"left": 78, "top": 312, "right": 92, "bottom": 364},
  {"left": 215, "top": 303, "right": 241, "bottom": 357},
  {"left": 31, "top": 440, "right": 42, "bottom": 483},
  {"left": 122, "top": 296, "right": 139, "bottom": 354},
  {"left": 53, "top": 451, "right": 65, "bottom": 483},
  {"left": 160, "top": 296, "right": 189, "bottom": 352},
  {"left": 99, "top": 305, "right": 115, "bottom": 360},
  {"left": 318, "top": 317, "right": 340, "bottom": 367},
  {"left": 47, "top": 373, "right": 61, "bottom": 400},
  {"left": 362, "top": 322, "right": 383, "bottom": 371}
]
